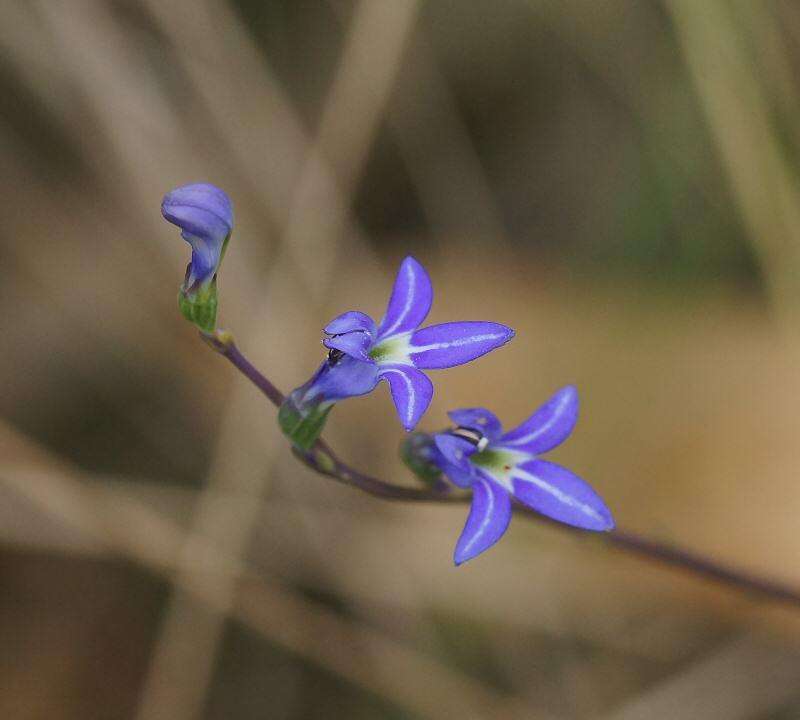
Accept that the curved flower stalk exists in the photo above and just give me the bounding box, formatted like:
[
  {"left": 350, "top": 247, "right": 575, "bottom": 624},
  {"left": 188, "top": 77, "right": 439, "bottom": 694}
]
[
  {"left": 161, "top": 189, "right": 800, "bottom": 605},
  {"left": 161, "top": 183, "right": 233, "bottom": 332},
  {"left": 279, "top": 256, "right": 515, "bottom": 450},
  {"left": 403, "top": 386, "right": 614, "bottom": 564}
]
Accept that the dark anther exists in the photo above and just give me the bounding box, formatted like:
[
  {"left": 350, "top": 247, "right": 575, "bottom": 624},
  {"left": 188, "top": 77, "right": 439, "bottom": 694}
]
[
  {"left": 327, "top": 347, "right": 345, "bottom": 365},
  {"left": 449, "top": 425, "right": 489, "bottom": 453},
  {"left": 450, "top": 426, "right": 484, "bottom": 447}
]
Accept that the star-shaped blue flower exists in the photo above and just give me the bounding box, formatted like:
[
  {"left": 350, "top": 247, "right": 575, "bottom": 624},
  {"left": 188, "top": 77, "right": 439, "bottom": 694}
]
[
  {"left": 418, "top": 386, "right": 614, "bottom": 564},
  {"left": 279, "top": 256, "right": 514, "bottom": 449}
]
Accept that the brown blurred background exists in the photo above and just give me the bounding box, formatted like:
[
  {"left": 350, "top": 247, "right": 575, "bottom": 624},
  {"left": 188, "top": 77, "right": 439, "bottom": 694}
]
[{"left": 3, "top": 0, "right": 800, "bottom": 718}]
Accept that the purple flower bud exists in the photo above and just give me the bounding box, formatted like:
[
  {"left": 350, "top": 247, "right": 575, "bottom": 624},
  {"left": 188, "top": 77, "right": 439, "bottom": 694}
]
[
  {"left": 161, "top": 183, "right": 233, "bottom": 291},
  {"left": 161, "top": 183, "right": 233, "bottom": 332}
]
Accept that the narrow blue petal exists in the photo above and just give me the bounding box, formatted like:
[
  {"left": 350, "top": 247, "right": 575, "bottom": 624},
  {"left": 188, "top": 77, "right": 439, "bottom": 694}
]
[
  {"left": 433, "top": 433, "right": 477, "bottom": 470},
  {"left": 409, "top": 322, "right": 514, "bottom": 369},
  {"left": 499, "top": 385, "right": 578, "bottom": 454},
  {"left": 454, "top": 478, "right": 512, "bottom": 565},
  {"left": 427, "top": 434, "right": 477, "bottom": 488},
  {"left": 376, "top": 256, "right": 433, "bottom": 340},
  {"left": 512, "top": 459, "right": 614, "bottom": 531},
  {"left": 441, "top": 463, "right": 477, "bottom": 489},
  {"left": 168, "top": 206, "right": 228, "bottom": 283},
  {"left": 323, "top": 331, "right": 374, "bottom": 363},
  {"left": 183, "top": 229, "right": 219, "bottom": 284},
  {"left": 324, "top": 311, "right": 376, "bottom": 337},
  {"left": 306, "top": 355, "right": 380, "bottom": 403},
  {"left": 378, "top": 364, "right": 433, "bottom": 431},
  {"left": 447, "top": 408, "right": 503, "bottom": 440}
]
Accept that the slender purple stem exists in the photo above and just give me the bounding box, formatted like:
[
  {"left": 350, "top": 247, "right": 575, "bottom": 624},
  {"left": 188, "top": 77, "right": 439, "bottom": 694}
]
[
  {"left": 202, "top": 330, "right": 800, "bottom": 609},
  {"left": 202, "top": 330, "right": 284, "bottom": 406},
  {"left": 608, "top": 529, "right": 800, "bottom": 607}
]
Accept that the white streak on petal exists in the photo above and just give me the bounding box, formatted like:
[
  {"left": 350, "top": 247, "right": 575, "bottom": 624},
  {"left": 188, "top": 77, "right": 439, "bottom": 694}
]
[
  {"left": 504, "top": 391, "right": 571, "bottom": 447},
  {"left": 380, "top": 261, "right": 416, "bottom": 339},
  {"left": 461, "top": 480, "right": 495, "bottom": 557},
  {"left": 513, "top": 467, "right": 604, "bottom": 522},
  {"left": 380, "top": 367, "right": 415, "bottom": 426},
  {"left": 410, "top": 333, "right": 505, "bottom": 354}
]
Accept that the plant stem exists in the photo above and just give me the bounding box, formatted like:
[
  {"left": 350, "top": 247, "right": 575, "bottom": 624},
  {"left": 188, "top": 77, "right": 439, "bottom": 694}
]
[
  {"left": 202, "top": 330, "right": 800, "bottom": 609},
  {"left": 201, "top": 330, "right": 285, "bottom": 406}
]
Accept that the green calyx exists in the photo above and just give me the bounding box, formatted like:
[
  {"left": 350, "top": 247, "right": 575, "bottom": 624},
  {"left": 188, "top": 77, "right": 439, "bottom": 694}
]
[
  {"left": 278, "top": 397, "right": 332, "bottom": 451},
  {"left": 178, "top": 233, "right": 229, "bottom": 334},
  {"left": 400, "top": 433, "right": 444, "bottom": 486},
  {"left": 179, "top": 280, "right": 218, "bottom": 333}
]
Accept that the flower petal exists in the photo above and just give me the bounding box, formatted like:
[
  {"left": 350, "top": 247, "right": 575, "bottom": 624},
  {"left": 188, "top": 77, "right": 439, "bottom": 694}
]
[
  {"left": 409, "top": 322, "right": 514, "bottom": 369},
  {"left": 447, "top": 408, "right": 503, "bottom": 440},
  {"left": 512, "top": 459, "right": 614, "bottom": 531},
  {"left": 441, "top": 463, "right": 477, "bottom": 489},
  {"left": 499, "top": 385, "right": 578, "bottom": 454},
  {"left": 376, "top": 256, "right": 433, "bottom": 339},
  {"left": 162, "top": 183, "right": 233, "bottom": 287},
  {"left": 434, "top": 433, "right": 477, "bottom": 470},
  {"left": 379, "top": 364, "right": 434, "bottom": 431},
  {"left": 161, "top": 183, "right": 234, "bottom": 236},
  {"left": 324, "top": 311, "right": 376, "bottom": 337},
  {"left": 454, "top": 478, "right": 512, "bottom": 565},
  {"left": 182, "top": 228, "right": 221, "bottom": 283},
  {"left": 323, "top": 331, "right": 374, "bottom": 363},
  {"left": 306, "top": 355, "right": 380, "bottom": 403}
]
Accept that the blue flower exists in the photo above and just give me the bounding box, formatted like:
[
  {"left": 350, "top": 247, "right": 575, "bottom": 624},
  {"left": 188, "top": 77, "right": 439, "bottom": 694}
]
[
  {"left": 411, "top": 386, "right": 614, "bottom": 565},
  {"left": 161, "top": 183, "right": 233, "bottom": 331},
  {"left": 279, "top": 256, "right": 514, "bottom": 449}
]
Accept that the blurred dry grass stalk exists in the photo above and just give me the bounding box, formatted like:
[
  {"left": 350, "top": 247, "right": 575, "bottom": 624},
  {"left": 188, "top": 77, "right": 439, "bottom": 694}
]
[{"left": 3, "top": 0, "right": 800, "bottom": 718}]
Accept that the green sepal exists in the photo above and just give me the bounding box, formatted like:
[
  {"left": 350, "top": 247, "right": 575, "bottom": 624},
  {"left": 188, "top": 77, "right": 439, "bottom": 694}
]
[
  {"left": 278, "top": 396, "right": 332, "bottom": 451},
  {"left": 179, "top": 280, "right": 218, "bottom": 333},
  {"left": 400, "top": 432, "right": 444, "bottom": 487}
]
